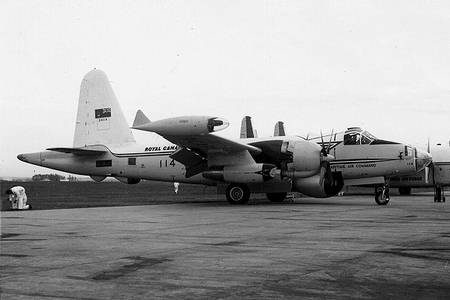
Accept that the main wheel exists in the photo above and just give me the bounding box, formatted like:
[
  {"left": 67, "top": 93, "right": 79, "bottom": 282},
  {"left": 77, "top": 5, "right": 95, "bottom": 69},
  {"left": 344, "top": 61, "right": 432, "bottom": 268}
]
[
  {"left": 226, "top": 184, "right": 250, "bottom": 205},
  {"left": 398, "top": 187, "right": 411, "bottom": 195},
  {"left": 266, "top": 192, "right": 287, "bottom": 203},
  {"left": 375, "top": 186, "right": 390, "bottom": 205}
]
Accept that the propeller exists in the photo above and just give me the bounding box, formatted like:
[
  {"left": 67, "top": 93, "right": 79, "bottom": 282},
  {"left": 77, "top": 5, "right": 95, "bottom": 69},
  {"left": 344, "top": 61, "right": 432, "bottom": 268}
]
[
  {"left": 319, "top": 129, "right": 335, "bottom": 186},
  {"left": 319, "top": 161, "right": 333, "bottom": 187},
  {"left": 425, "top": 137, "right": 433, "bottom": 184},
  {"left": 320, "top": 129, "right": 335, "bottom": 157}
]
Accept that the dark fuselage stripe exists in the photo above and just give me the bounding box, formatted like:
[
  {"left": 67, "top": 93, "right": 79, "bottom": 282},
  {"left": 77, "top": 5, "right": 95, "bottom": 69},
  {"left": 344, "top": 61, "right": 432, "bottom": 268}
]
[
  {"left": 331, "top": 158, "right": 400, "bottom": 164},
  {"left": 113, "top": 151, "right": 174, "bottom": 158}
]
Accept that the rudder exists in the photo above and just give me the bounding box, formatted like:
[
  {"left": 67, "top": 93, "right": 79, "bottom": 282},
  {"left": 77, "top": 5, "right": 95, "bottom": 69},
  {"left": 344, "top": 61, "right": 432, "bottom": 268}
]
[{"left": 73, "top": 69, "right": 135, "bottom": 147}]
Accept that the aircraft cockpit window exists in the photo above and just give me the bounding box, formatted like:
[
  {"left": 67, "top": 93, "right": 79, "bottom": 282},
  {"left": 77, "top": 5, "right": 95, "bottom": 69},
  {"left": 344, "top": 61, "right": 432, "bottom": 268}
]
[
  {"left": 363, "top": 131, "right": 377, "bottom": 140},
  {"left": 344, "top": 132, "right": 361, "bottom": 145},
  {"left": 361, "top": 135, "right": 372, "bottom": 145}
]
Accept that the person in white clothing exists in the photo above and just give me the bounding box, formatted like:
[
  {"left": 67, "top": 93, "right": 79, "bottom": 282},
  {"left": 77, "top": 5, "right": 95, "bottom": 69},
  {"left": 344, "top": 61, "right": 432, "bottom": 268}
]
[
  {"left": 173, "top": 182, "right": 180, "bottom": 194},
  {"left": 5, "top": 186, "right": 31, "bottom": 210}
]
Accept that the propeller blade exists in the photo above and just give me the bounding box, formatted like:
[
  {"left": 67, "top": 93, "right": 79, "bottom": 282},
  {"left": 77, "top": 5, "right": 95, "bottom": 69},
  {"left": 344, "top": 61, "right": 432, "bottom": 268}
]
[
  {"left": 319, "top": 163, "right": 326, "bottom": 186},
  {"left": 320, "top": 130, "right": 324, "bottom": 146},
  {"left": 431, "top": 162, "right": 436, "bottom": 185},
  {"left": 319, "top": 161, "right": 332, "bottom": 187},
  {"left": 327, "top": 129, "right": 334, "bottom": 153},
  {"left": 425, "top": 165, "right": 430, "bottom": 184},
  {"left": 320, "top": 130, "right": 327, "bottom": 156},
  {"left": 427, "top": 137, "right": 430, "bottom": 153}
]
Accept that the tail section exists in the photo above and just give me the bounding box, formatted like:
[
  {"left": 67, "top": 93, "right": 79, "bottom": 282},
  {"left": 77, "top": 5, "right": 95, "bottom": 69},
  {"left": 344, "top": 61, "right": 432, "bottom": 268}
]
[
  {"left": 240, "top": 116, "right": 255, "bottom": 138},
  {"left": 132, "top": 109, "right": 151, "bottom": 128},
  {"left": 274, "top": 121, "right": 286, "bottom": 136},
  {"left": 73, "top": 69, "right": 135, "bottom": 147}
]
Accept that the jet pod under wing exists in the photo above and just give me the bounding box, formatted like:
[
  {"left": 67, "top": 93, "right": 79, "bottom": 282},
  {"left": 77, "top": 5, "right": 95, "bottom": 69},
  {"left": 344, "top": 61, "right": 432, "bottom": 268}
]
[{"left": 132, "top": 110, "right": 262, "bottom": 156}]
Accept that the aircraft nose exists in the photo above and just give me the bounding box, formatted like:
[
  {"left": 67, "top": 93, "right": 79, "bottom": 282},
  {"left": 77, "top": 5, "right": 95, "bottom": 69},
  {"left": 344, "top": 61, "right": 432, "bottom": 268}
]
[
  {"left": 415, "top": 149, "right": 432, "bottom": 171},
  {"left": 17, "top": 152, "right": 42, "bottom": 165}
]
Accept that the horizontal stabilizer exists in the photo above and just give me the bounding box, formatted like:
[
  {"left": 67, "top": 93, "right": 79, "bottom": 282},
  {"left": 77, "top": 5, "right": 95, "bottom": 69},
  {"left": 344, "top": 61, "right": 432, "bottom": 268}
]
[
  {"left": 132, "top": 110, "right": 151, "bottom": 128},
  {"left": 47, "top": 147, "right": 106, "bottom": 156}
]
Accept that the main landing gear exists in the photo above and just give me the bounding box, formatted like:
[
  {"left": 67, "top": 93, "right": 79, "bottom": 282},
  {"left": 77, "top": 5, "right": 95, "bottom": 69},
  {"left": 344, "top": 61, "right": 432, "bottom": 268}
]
[
  {"left": 434, "top": 186, "right": 446, "bottom": 203},
  {"left": 375, "top": 184, "right": 390, "bottom": 205},
  {"left": 225, "top": 184, "right": 250, "bottom": 205},
  {"left": 225, "top": 184, "right": 288, "bottom": 204}
]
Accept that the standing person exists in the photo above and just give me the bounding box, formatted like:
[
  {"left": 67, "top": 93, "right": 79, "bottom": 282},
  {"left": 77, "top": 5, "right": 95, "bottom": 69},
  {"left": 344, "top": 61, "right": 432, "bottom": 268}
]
[
  {"left": 5, "top": 186, "right": 31, "bottom": 210},
  {"left": 173, "top": 182, "right": 180, "bottom": 194}
]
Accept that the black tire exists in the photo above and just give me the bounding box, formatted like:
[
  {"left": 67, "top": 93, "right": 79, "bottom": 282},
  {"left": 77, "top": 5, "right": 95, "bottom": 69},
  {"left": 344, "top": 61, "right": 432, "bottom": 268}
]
[
  {"left": 266, "top": 192, "right": 287, "bottom": 203},
  {"left": 398, "top": 187, "right": 411, "bottom": 195},
  {"left": 435, "top": 187, "right": 442, "bottom": 203},
  {"left": 226, "top": 184, "right": 250, "bottom": 205},
  {"left": 375, "top": 186, "right": 390, "bottom": 205}
]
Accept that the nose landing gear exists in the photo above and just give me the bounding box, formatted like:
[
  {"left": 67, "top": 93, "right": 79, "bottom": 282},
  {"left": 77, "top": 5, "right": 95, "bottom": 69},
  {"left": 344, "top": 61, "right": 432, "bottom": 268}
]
[{"left": 375, "top": 184, "right": 390, "bottom": 205}]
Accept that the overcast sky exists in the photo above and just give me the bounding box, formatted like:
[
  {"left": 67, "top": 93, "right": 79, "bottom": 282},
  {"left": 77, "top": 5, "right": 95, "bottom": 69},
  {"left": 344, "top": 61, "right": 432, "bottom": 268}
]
[{"left": 1, "top": 0, "right": 450, "bottom": 178}]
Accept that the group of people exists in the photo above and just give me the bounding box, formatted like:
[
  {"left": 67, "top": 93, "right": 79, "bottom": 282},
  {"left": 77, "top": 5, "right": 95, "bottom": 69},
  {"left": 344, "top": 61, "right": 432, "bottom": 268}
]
[{"left": 5, "top": 186, "right": 31, "bottom": 210}]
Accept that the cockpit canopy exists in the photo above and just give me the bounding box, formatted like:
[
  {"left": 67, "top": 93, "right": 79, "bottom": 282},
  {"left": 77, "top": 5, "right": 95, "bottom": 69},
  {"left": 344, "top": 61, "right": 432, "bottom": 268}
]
[{"left": 343, "top": 127, "right": 377, "bottom": 145}]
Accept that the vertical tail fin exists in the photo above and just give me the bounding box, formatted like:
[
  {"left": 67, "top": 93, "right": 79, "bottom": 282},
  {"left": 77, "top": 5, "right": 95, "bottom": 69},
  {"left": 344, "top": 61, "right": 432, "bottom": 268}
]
[
  {"left": 240, "top": 116, "right": 255, "bottom": 138},
  {"left": 274, "top": 121, "right": 286, "bottom": 136},
  {"left": 73, "top": 69, "right": 135, "bottom": 147}
]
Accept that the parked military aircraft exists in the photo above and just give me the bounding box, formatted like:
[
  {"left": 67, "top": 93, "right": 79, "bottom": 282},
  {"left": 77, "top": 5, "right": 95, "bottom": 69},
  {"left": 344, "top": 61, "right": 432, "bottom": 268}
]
[
  {"left": 390, "top": 143, "right": 449, "bottom": 202},
  {"left": 240, "top": 117, "right": 432, "bottom": 204},
  {"left": 18, "top": 69, "right": 343, "bottom": 205}
]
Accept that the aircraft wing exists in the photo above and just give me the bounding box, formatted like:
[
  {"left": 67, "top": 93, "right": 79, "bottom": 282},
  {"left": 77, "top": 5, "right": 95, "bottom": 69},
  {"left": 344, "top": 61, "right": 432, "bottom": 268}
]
[
  {"left": 163, "top": 134, "right": 261, "bottom": 156},
  {"left": 132, "top": 111, "right": 262, "bottom": 177},
  {"left": 165, "top": 134, "right": 262, "bottom": 177}
]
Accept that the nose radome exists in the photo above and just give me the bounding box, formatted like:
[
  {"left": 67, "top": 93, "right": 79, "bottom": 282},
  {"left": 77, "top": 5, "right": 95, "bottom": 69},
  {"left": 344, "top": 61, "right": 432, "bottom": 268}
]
[{"left": 17, "top": 152, "right": 42, "bottom": 165}]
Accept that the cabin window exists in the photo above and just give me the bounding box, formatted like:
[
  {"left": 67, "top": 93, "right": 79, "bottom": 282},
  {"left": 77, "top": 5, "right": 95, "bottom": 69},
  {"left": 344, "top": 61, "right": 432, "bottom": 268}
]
[
  {"left": 344, "top": 133, "right": 361, "bottom": 145},
  {"left": 96, "top": 160, "right": 112, "bottom": 167},
  {"left": 128, "top": 157, "right": 136, "bottom": 165}
]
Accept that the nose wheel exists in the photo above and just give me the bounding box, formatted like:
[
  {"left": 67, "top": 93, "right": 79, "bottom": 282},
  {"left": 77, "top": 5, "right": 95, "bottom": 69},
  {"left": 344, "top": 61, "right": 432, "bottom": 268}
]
[{"left": 375, "top": 185, "right": 390, "bottom": 205}]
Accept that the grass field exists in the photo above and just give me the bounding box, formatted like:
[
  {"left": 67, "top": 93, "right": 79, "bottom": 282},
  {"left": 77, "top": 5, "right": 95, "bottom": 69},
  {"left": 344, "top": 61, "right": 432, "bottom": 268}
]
[{"left": 0, "top": 180, "right": 220, "bottom": 211}]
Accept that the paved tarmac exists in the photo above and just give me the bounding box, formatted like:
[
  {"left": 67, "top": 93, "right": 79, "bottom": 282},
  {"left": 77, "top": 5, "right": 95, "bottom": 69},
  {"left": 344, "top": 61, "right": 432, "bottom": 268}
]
[{"left": 1, "top": 195, "right": 449, "bottom": 299}]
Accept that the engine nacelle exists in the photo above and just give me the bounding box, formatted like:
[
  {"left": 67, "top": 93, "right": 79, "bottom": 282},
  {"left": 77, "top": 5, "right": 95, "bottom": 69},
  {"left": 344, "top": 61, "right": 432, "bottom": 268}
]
[
  {"left": 203, "top": 164, "right": 276, "bottom": 183},
  {"left": 133, "top": 116, "right": 229, "bottom": 135},
  {"left": 282, "top": 140, "right": 322, "bottom": 178},
  {"left": 114, "top": 177, "right": 141, "bottom": 184},
  {"left": 292, "top": 171, "right": 344, "bottom": 198}
]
